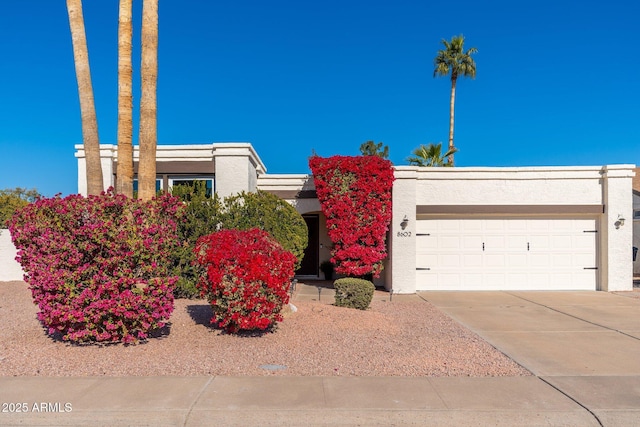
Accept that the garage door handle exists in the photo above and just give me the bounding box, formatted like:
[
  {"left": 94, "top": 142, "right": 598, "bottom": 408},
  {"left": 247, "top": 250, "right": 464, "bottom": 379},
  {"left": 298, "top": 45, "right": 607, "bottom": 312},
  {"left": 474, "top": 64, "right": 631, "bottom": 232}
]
[
  {"left": 527, "top": 242, "right": 530, "bottom": 251},
  {"left": 482, "top": 243, "right": 485, "bottom": 251},
  {"left": 583, "top": 267, "right": 598, "bottom": 270},
  {"left": 416, "top": 268, "right": 431, "bottom": 271}
]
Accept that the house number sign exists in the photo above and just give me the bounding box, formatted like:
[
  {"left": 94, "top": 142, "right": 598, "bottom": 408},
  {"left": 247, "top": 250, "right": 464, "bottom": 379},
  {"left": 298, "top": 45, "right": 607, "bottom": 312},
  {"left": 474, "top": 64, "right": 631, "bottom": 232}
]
[{"left": 396, "top": 231, "right": 412, "bottom": 237}]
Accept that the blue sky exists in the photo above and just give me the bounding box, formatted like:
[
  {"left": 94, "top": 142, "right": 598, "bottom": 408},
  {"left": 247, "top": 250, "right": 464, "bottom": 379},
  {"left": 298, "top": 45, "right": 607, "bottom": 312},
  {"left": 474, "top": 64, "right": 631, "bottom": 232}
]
[{"left": 1, "top": 0, "right": 639, "bottom": 196}]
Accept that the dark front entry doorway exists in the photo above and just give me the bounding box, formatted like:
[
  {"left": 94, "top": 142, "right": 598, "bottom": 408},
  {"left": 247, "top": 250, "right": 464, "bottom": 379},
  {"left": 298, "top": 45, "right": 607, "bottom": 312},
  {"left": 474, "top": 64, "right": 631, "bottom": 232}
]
[{"left": 297, "top": 215, "right": 319, "bottom": 276}]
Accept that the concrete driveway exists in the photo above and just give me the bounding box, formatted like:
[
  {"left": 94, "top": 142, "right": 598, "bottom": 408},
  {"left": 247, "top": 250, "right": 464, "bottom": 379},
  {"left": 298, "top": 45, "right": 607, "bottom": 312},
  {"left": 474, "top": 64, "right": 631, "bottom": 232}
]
[{"left": 422, "top": 290, "right": 640, "bottom": 426}]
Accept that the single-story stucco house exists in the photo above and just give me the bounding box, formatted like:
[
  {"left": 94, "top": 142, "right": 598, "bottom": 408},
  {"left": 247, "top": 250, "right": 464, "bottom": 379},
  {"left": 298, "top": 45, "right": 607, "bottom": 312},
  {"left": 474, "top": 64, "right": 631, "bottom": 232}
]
[{"left": 72, "top": 142, "right": 635, "bottom": 294}]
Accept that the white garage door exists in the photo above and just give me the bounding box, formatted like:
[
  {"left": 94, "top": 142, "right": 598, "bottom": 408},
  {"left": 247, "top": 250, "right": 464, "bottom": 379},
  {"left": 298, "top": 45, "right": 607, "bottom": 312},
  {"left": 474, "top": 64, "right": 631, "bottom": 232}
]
[{"left": 416, "top": 218, "right": 598, "bottom": 291}]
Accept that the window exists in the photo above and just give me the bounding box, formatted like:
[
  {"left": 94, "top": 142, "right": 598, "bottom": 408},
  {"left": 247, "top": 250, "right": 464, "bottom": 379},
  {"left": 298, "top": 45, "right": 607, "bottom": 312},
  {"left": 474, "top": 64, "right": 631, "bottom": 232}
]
[
  {"left": 634, "top": 210, "right": 640, "bottom": 220},
  {"left": 132, "top": 178, "right": 163, "bottom": 193},
  {"left": 169, "top": 176, "right": 214, "bottom": 198}
]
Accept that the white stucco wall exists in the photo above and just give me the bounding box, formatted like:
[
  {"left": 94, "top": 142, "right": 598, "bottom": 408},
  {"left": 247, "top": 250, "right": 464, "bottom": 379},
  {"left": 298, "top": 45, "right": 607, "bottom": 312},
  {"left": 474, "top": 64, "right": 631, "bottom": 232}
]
[
  {"left": 599, "top": 166, "right": 634, "bottom": 291},
  {"left": 258, "top": 174, "right": 322, "bottom": 212},
  {"left": 0, "top": 229, "right": 24, "bottom": 282},
  {"left": 213, "top": 143, "right": 266, "bottom": 199},
  {"left": 413, "top": 166, "right": 604, "bottom": 206},
  {"left": 387, "top": 169, "right": 418, "bottom": 294},
  {"left": 76, "top": 145, "right": 117, "bottom": 195}
]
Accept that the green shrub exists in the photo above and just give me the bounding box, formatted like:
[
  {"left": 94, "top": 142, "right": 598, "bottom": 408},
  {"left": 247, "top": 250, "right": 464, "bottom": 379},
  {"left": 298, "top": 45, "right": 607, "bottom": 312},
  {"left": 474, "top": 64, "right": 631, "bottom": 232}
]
[
  {"left": 170, "top": 182, "right": 223, "bottom": 298},
  {"left": 221, "top": 190, "right": 308, "bottom": 268},
  {"left": 0, "top": 188, "right": 40, "bottom": 227},
  {"left": 334, "top": 278, "right": 375, "bottom": 310},
  {"left": 169, "top": 186, "right": 308, "bottom": 298}
]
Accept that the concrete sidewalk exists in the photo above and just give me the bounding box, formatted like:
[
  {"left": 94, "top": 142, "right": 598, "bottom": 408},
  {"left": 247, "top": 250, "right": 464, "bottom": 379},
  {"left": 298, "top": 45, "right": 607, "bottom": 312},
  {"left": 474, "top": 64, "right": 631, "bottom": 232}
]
[
  {"left": 0, "top": 375, "right": 599, "bottom": 426},
  {"left": 2, "top": 288, "right": 640, "bottom": 426}
]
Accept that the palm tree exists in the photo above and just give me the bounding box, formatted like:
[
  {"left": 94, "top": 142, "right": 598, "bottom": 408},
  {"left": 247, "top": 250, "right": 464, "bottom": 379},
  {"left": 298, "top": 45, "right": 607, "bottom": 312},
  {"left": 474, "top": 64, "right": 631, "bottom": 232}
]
[
  {"left": 66, "top": 0, "right": 104, "bottom": 195},
  {"left": 138, "top": 0, "right": 159, "bottom": 201},
  {"left": 433, "top": 35, "right": 477, "bottom": 166},
  {"left": 116, "top": 0, "right": 133, "bottom": 198},
  {"left": 406, "top": 143, "right": 457, "bottom": 167}
]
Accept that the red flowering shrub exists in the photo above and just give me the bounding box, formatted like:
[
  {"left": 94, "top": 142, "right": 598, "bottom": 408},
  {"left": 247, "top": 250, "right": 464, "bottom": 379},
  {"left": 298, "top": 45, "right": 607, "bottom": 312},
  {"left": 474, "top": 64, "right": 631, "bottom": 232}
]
[
  {"left": 7, "top": 189, "right": 182, "bottom": 344},
  {"left": 309, "top": 155, "right": 394, "bottom": 277},
  {"left": 194, "top": 228, "right": 296, "bottom": 333}
]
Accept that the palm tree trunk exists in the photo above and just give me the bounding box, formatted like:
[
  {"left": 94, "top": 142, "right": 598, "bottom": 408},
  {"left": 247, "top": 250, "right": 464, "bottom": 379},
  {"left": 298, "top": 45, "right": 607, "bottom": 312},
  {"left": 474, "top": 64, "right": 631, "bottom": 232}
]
[
  {"left": 138, "top": 0, "right": 158, "bottom": 201},
  {"left": 66, "top": 0, "right": 104, "bottom": 195},
  {"left": 116, "top": 0, "right": 133, "bottom": 198},
  {"left": 448, "top": 76, "right": 457, "bottom": 166}
]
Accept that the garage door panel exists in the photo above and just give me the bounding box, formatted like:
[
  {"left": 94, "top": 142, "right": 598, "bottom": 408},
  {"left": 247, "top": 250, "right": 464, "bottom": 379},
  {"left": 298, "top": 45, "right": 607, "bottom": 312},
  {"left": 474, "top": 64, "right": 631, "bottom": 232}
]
[
  {"left": 461, "top": 221, "right": 483, "bottom": 232},
  {"left": 572, "top": 218, "right": 597, "bottom": 231},
  {"left": 461, "top": 272, "right": 483, "bottom": 285},
  {"left": 573, "top": 253, "right": 596, "bottom": 267},
  {"left": 529, "top": 253, "right": 551, "bottom": 267},
  {"left": 574, "top": 233, "right": 596, "bottom": 247},
  {"left": 551, "top": 254, "right": 573, "bottom": 268},
  {"left": 439, "top": 273, "right": 462, "bottom": 288},
  {"left": 506, "top": 234, "right": 527, "bottom": 250},
  {"left": 484, "top": 220, "right": 505, "bottom": 232},
  {"left": 462, "top": 235, "right": 482, "bottom": 250},
  {"left": 485, "top": 254, "right": 506, "bottom": 267},
  {"left": 439, "top": 236, "right": 461, "bottom": 250},
  {"left": 550, "top": 235, "right": 572, "bottom": 249},
  {"left": 439, "top": 254, "right": 461, "bottom": 267},
  {"left": 416, "top": 217, "right": 598, "bottom": 291},
  {"left": 419, "top": 253, "right": 438, "bottom": 267},
  {"left": 462, "top": 254, "right": 482, "bottom": 267},
  {"left": 529, "top": 235, "right": 551, "bottom": 250},
  {"left": 506, "top": 219, "right": 527, "bottom": 231},
  {"left": 485, "top": 235, "right": 506, "bottom": 251},
  {"left": 483, "top": 273, "right": 506, "bottom": 287},
  {"left": 419, "top": 239, "right": 438, "bottom": 251},
  {"left": 550, "top": 273, "right": 572, "bottom": 286},
  {"left": 528, "top": 220, "right": 550, "bottom": 232},
  {"left": 507, "top": 253, "right": 528, "bottom": 268},
  {"left": 507, "top": 272, "right": 528, "bottom": 285},
  {"left": 440, "top": 221, "right": 462, "bottom": 232},
  {"left": 417, "top": 271, "right": 438, "bottom": 288}
]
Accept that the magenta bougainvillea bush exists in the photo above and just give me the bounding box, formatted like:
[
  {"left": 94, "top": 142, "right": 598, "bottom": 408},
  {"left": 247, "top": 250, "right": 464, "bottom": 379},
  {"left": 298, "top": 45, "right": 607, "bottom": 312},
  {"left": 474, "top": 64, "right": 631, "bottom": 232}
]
[
  {"left": 309, "top": 155, "right": 394, "bottom": 277},
  {"left": 194, "top": 228, "right": 296, "bottom": 333},
  {"left": 8, "top": 190, "right": 182, "bottom": 344}
]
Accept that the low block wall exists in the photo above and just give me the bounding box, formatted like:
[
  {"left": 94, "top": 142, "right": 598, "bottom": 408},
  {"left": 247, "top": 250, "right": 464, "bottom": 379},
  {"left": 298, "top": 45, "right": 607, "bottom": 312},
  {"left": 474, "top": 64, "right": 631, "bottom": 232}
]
[{"left": 0, "top": 229, "right": 24, "bottom": 281}]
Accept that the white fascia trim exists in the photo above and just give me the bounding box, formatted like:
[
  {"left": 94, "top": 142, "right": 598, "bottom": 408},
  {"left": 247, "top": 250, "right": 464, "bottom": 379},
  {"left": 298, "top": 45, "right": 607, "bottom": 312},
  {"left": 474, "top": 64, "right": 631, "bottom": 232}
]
[
  {"left": 74, "top": 144, "right": 117, "bottom": 158},
  {"left": 393, "top": 165, "right": 636, "bottom": 181}
]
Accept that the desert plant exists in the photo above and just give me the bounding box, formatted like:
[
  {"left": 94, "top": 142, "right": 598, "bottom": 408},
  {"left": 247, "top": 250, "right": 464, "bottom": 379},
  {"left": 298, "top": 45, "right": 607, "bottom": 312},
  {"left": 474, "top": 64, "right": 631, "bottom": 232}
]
[
  {"left": 334, "top": 277, "right": 375, "bottom": 310},
  {"left": 7, "top": 189, "right": 182, "bottom": 344},
  {"left": 194, "top": 228, "right": 296, "bottom": 333}
]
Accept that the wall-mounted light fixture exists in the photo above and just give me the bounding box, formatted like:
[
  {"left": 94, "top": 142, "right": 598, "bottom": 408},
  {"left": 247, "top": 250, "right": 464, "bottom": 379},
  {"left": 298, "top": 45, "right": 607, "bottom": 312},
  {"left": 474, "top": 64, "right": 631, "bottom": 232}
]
[
  {"left": 615, "top": 214, "right": 626, "bottom": 229},
  {"left": 400, "top": 215, "right": 409, "bottom": 230}
]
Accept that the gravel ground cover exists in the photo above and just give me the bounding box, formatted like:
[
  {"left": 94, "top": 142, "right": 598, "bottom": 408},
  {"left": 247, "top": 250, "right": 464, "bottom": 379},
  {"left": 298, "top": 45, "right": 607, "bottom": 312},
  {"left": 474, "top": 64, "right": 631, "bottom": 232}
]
[{"left": 0, "top": 281, "right": 530, "bottom": 377}]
